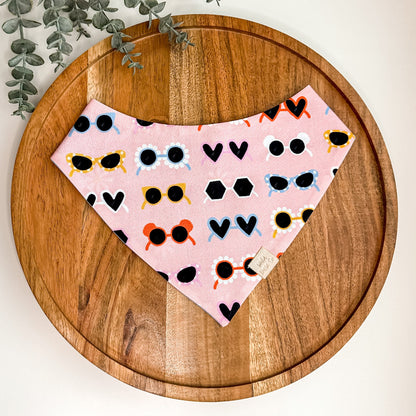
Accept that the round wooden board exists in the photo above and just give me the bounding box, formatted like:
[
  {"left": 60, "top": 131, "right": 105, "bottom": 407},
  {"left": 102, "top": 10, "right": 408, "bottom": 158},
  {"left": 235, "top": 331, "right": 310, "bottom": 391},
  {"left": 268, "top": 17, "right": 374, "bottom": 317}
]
[{"left": 11, "top": 15, "right": 397, "bottom": 401}]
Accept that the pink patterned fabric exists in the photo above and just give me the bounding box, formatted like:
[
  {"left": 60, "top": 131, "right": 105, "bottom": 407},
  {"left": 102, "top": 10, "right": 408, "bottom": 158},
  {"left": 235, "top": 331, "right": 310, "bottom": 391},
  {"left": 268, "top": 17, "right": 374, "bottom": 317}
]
[{"left": 51, "top": 85, "right": 355, "bottom": 326}]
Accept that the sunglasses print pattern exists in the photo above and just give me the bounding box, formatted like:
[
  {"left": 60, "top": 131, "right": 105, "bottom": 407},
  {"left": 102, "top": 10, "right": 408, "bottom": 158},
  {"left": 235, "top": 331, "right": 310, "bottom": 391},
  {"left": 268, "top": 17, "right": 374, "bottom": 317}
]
[
  {"left": 141, "top": 183, "right": 191, "bottom": 209},
  {"left": 50, "top": 85, "right": 356, "bottom": 327},
  {"left": 86, "top": 190, "right": 129, "bottom": 213},
  {"left": 158, "top": 264, "right": 201, "bottom": 286},
  {"left": 264, "top": 132, "right": 313, "bottom": 159},
  {"left": 259, "top": 96, "right": 311, "bottom": 122},
  {"left": 204, "top": 177, "right": 258, "bottom": 202},
  {"left": 69, "top": 113, "right": 120, "bottom": 136},
  {"left": 208, "top": 214, "right": 262, "bottom": 241},
  {"left": 135, "top": 143, "right": 190, "bottom": 175},
  {"left": 66, "top": 150, "right": 126, "bottom": 177},
  {"left": 202, "top": 141, "right": 250, "bottom": 162}
]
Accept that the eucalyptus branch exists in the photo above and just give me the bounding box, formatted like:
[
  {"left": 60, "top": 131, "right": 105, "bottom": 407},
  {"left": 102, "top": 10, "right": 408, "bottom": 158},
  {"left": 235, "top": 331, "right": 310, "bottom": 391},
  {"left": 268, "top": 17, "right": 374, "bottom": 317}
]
[
  {"left": 124, "top": 0, "right": 194, "bottom": 48},
  {"left": 41, "top": 0, "right": 74, "bottom": 72},
  {"left": 66, "top": 0, "right": 92, "bottom": 40},
  {"left": 91, "top": 0, "right": 143, "bottom": 73},
  {"left": 1, "top": 0, "right": 44, "bottom": 119}
]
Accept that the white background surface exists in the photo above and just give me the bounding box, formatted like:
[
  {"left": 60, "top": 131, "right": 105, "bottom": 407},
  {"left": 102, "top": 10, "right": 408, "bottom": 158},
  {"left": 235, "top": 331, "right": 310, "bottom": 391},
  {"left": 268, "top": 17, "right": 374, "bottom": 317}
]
[{"left": 1, "top": 0, "right": 415, "bottom": 415}]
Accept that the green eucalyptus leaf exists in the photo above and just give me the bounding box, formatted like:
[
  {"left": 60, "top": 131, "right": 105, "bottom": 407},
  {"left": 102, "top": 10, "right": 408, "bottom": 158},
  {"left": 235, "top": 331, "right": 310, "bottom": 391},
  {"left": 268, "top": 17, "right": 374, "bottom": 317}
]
[
  {"left": 19, "top": 101, "right": 35, "bottom": 112},
  {"left": 143, "top": 0, "right": 158, "bottom": 7},
  {"left": 138, "top": 3, "right": 150, "bottom": 15},
  {"left": 121, "top": 54, "right": 129, "bottom": 66},
  {"left": 158, "top": 16, "right": 172, "bottom": 34},
  {"left": 60, "top": 41, "right": 73, "bottom": 55},
  {"left": 8, "top": 89, "right": 25, "bottom": 99},
  {"left": 57, "top": 15, "right": 73, "bottom": 32},
  {"left": 49, "top": 51, "right": 62, "bottom": 62},
  {"left": 76, "top": 27, "right": 91, "bottom": 39},
  {"left": 12, "top": 65, "right": 34, "bottom": 80},
  {"left": 8, "top": 54, "right": 23, "bottom": 67},
  {"left": 21, "top": 79, "right": 37, "bottom": 95},
  {"left": 175, "top": 32, "right": 187, "bottom": 43},
  {"left": 53, "top": 0, "right": 67, "bottom": 7},
  {"left": 2, "top": 18, "right": 19, "bottom": 34},
  {"left": 151, "top": 1, "right": 165, "bottom": 13},
  {"left": 89, "top": 0, "right": 101, "bottom": 11},
  {"left": 20, "top": 18, "right": 42, "bottom": 28},
  {"left": 63, "top": 0, "right": 75, "bottom": 11},
  {"left": 43, "top": 0, "right": 52, "bottom": 8},
  {"left": 106, "top": 18, "right": 124, "bottom": 33},
  {"left": 47, "top": 31, "right": 64, "bottom": 44},
  {"left": 111, "top": 31, "right": 122, "bottom": 48},
  {"left": 26, "top": 53, "right": 45, "bottom": 65},
  {"left": 130, "top": 52, "right": 141, "bottom": 57},
  {"left": 105, "top": 7, "right": 117, "bottom": 12},
  {"left": 89, "top": 0, "right": 108, "bottom": 9},
  {"left": 11, "top": 38, "right": 36, "bottom": 54},
  {"left": 11, "top": 109, "right": 26, "bottom": 119},
  {"left": 123, "top": 0, "right": 138, "bottom": 8},
  {"left": 43, "top": 8, "right": 58, "bottom": 25},
  {"left": 69, "top": 9, "right": 87, "bottom": 21},
  {"left": 76, "top": 0, "right": 89, "bottom": 9},
  {"left": 47, "top": 39, "right": 61, "bottom": 49},
  {"left": 6, "top": 80, "right": 20, "bottom": 87},
  {"left": 120, "top": 41, "right": 135, "bottom": 53},
  {"left": 92, "top": 11, "right": 109, "bottom": 29},
  {"left": 8, "top": 0, "right": 32, "bottom": 15}
]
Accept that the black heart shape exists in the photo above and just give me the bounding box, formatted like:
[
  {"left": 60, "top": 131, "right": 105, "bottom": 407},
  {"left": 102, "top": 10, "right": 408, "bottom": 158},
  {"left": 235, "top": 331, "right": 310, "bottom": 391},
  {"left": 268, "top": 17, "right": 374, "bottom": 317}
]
[
  {"left": 285, "top": 98, "right": 306, "bottom": 118},
  {"left": 114, "top": 229, "right": 128, "bottom": 243},
  {"left": 86, "top": 193, "right": 96, "bottom": 206},
  {"left": 219, "top": 302, "right": 240, "bottom": 321},
  {"left": 229, "top": 141, "right": 248, "bottom": 160},
  {"left": 209, "top": 218, "right": 231, "bottom": 239},
  {"left": 263, "top": 104, "right": 280, "bottom": 121},
  {"left": 235, "top": 215, "right": 257, "bottom": 236},
  {"left": 102, "top": 191, "right": 125, "bottom": 212},
  {"left": 203, "top": 143, "right": 223, "bottom": 162}
]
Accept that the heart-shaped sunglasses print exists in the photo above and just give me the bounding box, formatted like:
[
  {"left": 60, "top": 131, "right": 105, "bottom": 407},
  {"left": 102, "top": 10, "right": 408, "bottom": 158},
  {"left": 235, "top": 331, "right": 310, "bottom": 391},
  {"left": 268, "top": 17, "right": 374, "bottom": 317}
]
[
  {"left": 158, "top": 264, "right": 201, "bottom": 286},
  {"left": 263, "top": 132, "right": 313, "bottom": 160},
  {"left": 324, "top": 130, "right": 355, "bottom": 153},
  {"left": 202, "top": 141, "right": 250, "bottom": 163},
  {"left": 259, "top": 96, "right": 311, "bottom": 122},
  {"left": 211, "top": 254, "right": 260, "bottom": 290},
  {"left": 68, "top": 112, "right": 120, "bottom": 136},
  {"left": 141, "top": 183, "right": 191, "bottom": 209},
  {"left": 265, "top": 170, "right": 320, "bottom": 196},
  {"left": 271, "top": 205, "right": 314, "bottom": 237},
  {"left": 135, "top": 143, "right": 190, "bottom": 175},
  {"left": 143, "top": 220, "right": 196, "bottom": 250},
  {"left": 208, "top": 214, "right": 262, "bottom": 241},
  {"left": 66, "top": 150, "right": 126, "bottom": 177},
  {"left": 86, "top": 190, "right": 128, "bottom": 213},
  {"left": 204, "top": 177, "right": 258, "bottom": 202}
]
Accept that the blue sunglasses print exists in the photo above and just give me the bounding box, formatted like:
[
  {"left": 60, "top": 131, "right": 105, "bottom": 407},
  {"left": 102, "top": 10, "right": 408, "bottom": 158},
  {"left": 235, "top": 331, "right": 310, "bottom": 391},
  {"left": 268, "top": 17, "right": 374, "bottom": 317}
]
[
  {"left": 265, "top": 169, "right": 320, "bottom": 196},
  {"left": 69, "top": 112, "right": 120, "bottom": 136},
  {"left": 208, "top": 214, "right": 262, "bottom": 241}
]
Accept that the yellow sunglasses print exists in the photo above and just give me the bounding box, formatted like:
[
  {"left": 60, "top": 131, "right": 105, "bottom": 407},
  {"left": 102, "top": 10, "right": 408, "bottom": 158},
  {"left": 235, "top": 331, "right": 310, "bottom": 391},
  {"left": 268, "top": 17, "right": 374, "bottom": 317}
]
[
  {"left": 141, "top": 183, "right": 191, "bottom": 209},
  {"left": 66, "top": 150, "right": 126, "bottom": 177}
]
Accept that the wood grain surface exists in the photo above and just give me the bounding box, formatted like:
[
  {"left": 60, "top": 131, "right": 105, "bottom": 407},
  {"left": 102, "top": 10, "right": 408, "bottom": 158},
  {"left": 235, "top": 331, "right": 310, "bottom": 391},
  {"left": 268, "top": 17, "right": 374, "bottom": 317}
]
[{"left": 11, "top": 15, "right": 397, "bottom": 401}]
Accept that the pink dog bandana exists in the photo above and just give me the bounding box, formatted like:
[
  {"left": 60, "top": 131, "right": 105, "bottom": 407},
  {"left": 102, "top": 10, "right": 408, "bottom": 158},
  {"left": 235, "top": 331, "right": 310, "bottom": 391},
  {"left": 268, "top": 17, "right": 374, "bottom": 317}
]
[{"left": 51, "top": 85, "right": 355, "bottom": 326}]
